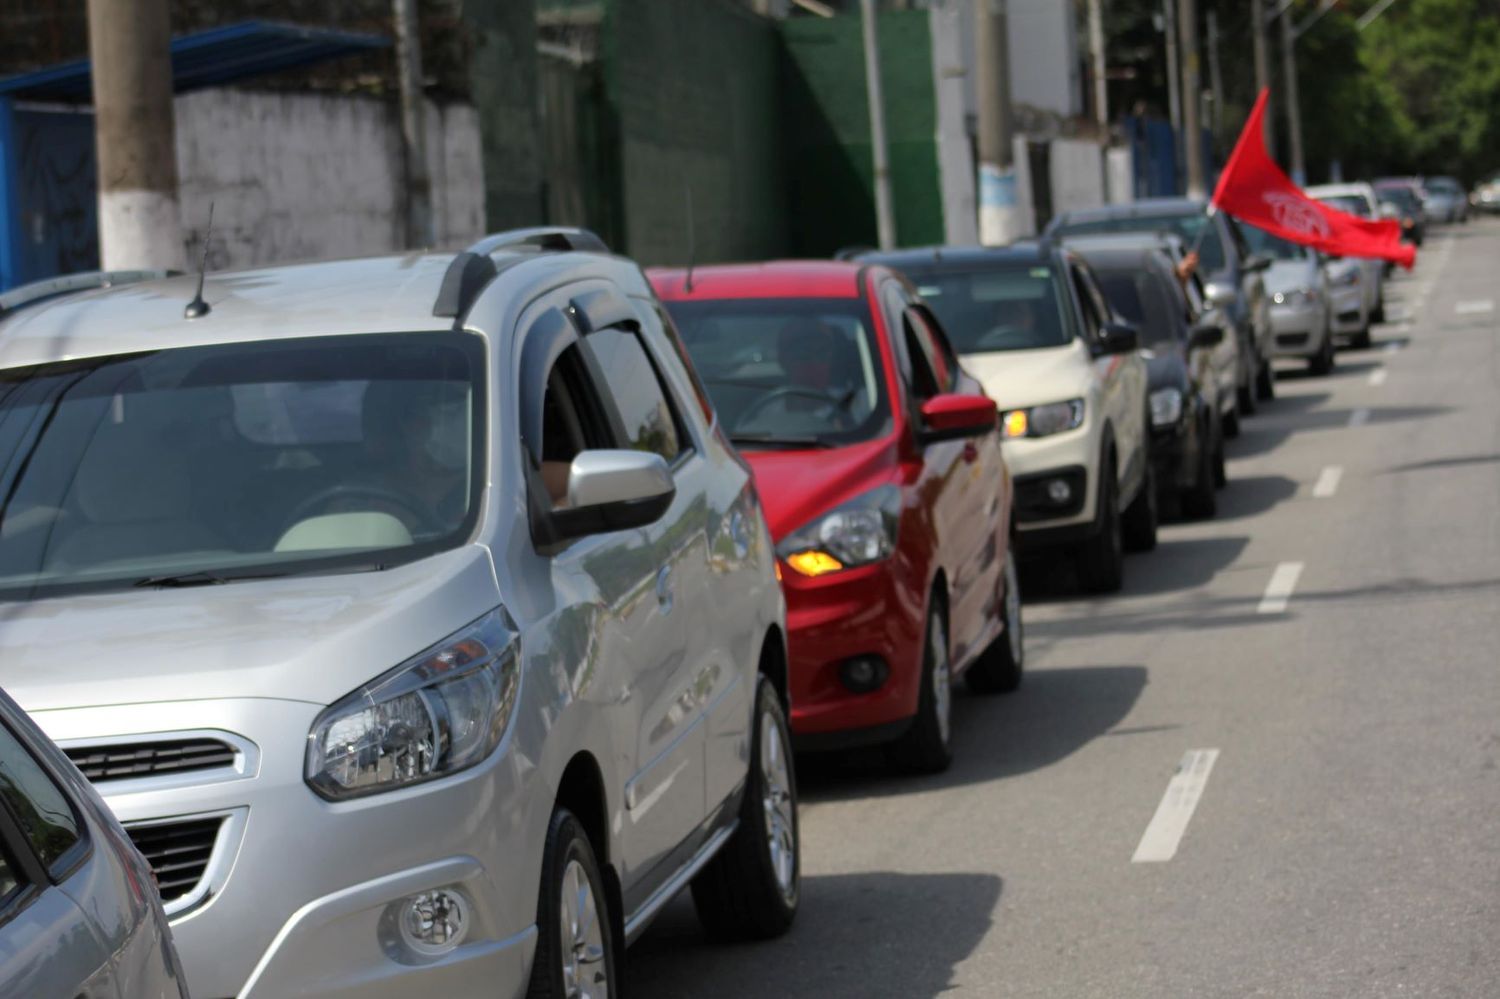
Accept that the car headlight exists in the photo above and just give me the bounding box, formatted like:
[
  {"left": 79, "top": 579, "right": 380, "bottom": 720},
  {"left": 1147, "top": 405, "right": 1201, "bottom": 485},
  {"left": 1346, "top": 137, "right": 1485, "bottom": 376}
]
[
  {"left": 1149, "top": 387, "right": 1184, "bottom": 428},
  {"left": 306, "top": 608, "right": 519, "bottom": 800},
  {"left": 1273, "top": 289, "right": 1316, "bottom": 306},
  {"left": 778, "top": 484, "right": 900, "bottom": 577},
  {"left": 1000, "top": 399, "right": 1085, "bottom": 439},
  {"left": 1334, "top": 269, "right": 1361, "bottom": 287}
]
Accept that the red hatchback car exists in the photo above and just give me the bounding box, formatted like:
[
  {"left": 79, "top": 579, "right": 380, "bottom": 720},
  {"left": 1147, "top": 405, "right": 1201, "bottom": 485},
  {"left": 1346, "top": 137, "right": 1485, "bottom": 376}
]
[{"left": 651, "top": 262, "right": 1022, "bottom": 772}]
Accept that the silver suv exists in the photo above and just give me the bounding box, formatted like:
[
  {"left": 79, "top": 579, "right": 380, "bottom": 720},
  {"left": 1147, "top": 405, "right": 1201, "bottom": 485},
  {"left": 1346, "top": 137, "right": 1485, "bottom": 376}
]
[{"left": 0, "top": 228, "right": 797, "bottom": 997}]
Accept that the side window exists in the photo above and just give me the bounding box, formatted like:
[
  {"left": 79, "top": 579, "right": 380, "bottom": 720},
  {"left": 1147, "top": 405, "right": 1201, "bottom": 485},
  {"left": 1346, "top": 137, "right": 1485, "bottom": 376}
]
[
  {"left": 1225, "top": 216, "right": 1252, "bottom": 262},
  {"left": 586, "top": 328, "right": 683, "bottom": 462},
  {"left": 920, "top": 308, "right": 963, "bottom": 389},
  {"left": 653, "top": 305, "right": 715, "bottom": 423},
  {"left": 904, "top": 308, "right": 955, "bottom": 394},
  {"left": 0, "top": 842, "right": 20, "bottom": 911},
  {"left": 902, "top": 319, "right": 942, "bottom": 402},
  {"left": 537, "top": 346, "right": 606, "bottom": 509},
  {"left": 0, "top": 720, "right": 81, "bottom": 876},
  {"left": 1070, "top": 265, "right": 1106, "bottom": 339}
]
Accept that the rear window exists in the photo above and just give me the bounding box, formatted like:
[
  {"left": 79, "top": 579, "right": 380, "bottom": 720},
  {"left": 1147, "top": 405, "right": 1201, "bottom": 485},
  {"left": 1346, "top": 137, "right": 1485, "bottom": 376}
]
[
  {"left": 1315, "top": 194, "right": 1370, "bottom": 218},
  {"left": 1052, "top": 213, "right": 1227, "bottom": 274},
  {"left": 1096, "top": 267, "right": 1179, "bottom": 348},
  {"left": 903, "top": 264, "right": 1072, "bottom": 354}
]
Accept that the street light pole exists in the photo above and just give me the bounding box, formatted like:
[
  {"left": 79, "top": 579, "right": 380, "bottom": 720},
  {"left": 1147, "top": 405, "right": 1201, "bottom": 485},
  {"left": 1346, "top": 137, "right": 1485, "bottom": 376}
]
[
  {"left": 1279, "top": 4, "right": 1307, "bottom": 185},
  {"left": 975, "top": 0, "right": 1018, "bottom": 245},
  {"left": 1250, "top": 0, "right": 1275, "bottom": 160},
  {"left": 1178, "top": 0, "right": 1205, "bottom": 199},
  {"left": 86, "top": 0, "right": 186, "bottom": 271},
  {"left": 859, "top": 0, "right": 896, "bottom": 249}
]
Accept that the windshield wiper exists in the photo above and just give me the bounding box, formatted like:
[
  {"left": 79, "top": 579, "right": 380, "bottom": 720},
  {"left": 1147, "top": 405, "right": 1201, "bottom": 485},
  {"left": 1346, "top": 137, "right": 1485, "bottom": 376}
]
[
  {"left": 728, "top": 433, "right": 834, "bottom": 450},
  {"left": 132, "top": 571, "right": 230, "bottom": 588}
]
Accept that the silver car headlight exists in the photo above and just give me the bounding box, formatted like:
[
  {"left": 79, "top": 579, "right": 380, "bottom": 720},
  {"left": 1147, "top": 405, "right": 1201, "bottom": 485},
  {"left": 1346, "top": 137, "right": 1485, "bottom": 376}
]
[
  {"left": 1272, "top": 289, "right": 1316, "bottom": 306},
  {"left": 1149, "top": 387, "right": 1184, "bottom": 428},
  {"left": 1001, "top": 398, "right": 1086, "bottom": 439},
  {"left": 777, "top": 484, "right": 901, "bottom": 577},
  {"left": 306, "top": 608, "right": 519, "bottom": 800}
]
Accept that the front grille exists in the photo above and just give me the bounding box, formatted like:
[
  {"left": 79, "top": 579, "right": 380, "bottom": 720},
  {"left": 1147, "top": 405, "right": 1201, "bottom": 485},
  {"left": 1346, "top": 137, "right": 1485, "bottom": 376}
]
[
  {"left": 1276, "top": 332, "right": 1310, "bottom": 347},
  {"left": 126, "top": 817, "right": 224, "bottom": 903},
  {"left": 64, "top": 738, "right": 235, "bottom": 782}
]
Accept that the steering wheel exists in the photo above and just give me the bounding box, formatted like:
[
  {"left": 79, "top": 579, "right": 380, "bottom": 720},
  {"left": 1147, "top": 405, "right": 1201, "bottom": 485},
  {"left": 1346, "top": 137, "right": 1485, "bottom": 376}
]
[
  {"left": 280, "top": 484, "right": 437, "bottom": 538},
  {"left": 734, "top": 386, "right": 856, "bottom": 432}
]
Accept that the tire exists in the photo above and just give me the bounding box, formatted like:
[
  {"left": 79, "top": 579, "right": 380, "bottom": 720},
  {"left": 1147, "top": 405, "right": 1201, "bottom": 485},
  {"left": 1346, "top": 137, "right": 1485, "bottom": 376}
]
[
  {"left": 1121, "top": 456, "right": 1158, "bottom": 553},
  {"left": 1212, "top": 427, "right": 1228, "bottom": 489},
  {"left": 1308, "top": 331, "right": 1335, "bottom": 375},
  {"left": 1371, "top": 294, "right": 1386, "bottom": 326},
  {"left": 525, "top": 809, "right": 619, "bottom": 999},
  {"left": 890, "top": 600, "right": 954, "bottom": 774},
  {"left": 1255, "top": 356, "right": 1276, "bottom": 400},
  {"left": 1076, "top": 460, "right": 1124, "bottom": 594},
  {"left": 692, "top": 677, "right": 799, "bottom": 940},
  {"left": 966, "top": 547, "right": 1024, "bottom": 694},
  {"left": 1222, "top": 405, "right": 1241, "bottom": 439},
  {"left": 1352, "top": 324, "right": 1373, "bottom": 350},
  {"left": 1237, "top": 382, "right": 1257, "bottom": 417},
  {"left": 1181, "top": 422, "right": 1218, "bottom": 520}
]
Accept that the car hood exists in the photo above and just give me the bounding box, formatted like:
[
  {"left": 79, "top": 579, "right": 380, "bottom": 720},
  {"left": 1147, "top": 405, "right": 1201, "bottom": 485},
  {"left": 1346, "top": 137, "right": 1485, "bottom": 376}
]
[
  {"left": 744, "top": 437, "right": 898, "bottom": 542},
  {"left": 0, "top": 546, "right": 502, "bottom": 712},
  {"left": 959, "top": 340, "right": 1093, "bottom": 412},
  {"left": 1144, "top": 349, "right": 1189, "bottom": 392},
  {"left": 1264, "top": 260, "right": 1318, "bottom": 295}
]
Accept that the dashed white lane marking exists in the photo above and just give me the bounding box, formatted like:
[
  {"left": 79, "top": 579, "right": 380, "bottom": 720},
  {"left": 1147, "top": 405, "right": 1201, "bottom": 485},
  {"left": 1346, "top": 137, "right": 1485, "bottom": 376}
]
[
  {"left": 1132, "top": 749, "right": 1221, "bottom": 863},
  {"left": 1456, "top": 300, "right": 1495, "bottom": 315},
  {"left": 1312, "top": 466, "right": 1343, "bottom": 498},
  {"left": 1369, "top": 367, "right": 1388, "bottom": 387},
  {"left": 1257, "top": 561, "right": 1305, "bottom": 614},
  {"left": 1349, "top": 408, "right": 1370, "bottom": 427}
]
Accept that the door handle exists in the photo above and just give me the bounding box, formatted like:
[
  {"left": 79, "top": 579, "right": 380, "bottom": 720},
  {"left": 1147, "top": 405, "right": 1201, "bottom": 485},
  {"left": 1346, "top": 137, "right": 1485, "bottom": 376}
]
[{"left": 655, "top": 565, "right": 674, "bottom": 614}]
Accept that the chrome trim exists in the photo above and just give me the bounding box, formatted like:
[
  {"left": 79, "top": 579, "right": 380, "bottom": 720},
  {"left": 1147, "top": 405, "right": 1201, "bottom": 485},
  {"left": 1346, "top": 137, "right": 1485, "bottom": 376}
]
[
  {"left": 622, "top": 821, "right": 737, "bottom": 945},
  {"left": 128, "top": 806, "right": 250, "bottom": 920},
  {"left": 55, "top": 728, "right": 259, "bottom": 795}
]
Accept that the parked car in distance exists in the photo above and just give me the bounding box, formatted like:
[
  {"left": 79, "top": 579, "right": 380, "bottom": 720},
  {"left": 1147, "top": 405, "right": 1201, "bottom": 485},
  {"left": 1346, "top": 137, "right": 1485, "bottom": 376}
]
[
  {"left": 1068, "top": 238, "right": 1227, "bottom": 519},
  {"left": 0, "top": 685, "right": 188, "bottom": 999},
  {"left": 1046, "top": 198, "right": 1277, "bottom": 412},
  {"left": 0, "top": 227, "right": 798, "bottom": 999},
  {"left": 1374, "top": 179, "right": 1426, "bottom": 246},
  {"left": 1305, "top": 182, "right": 1387, "bottom": 344},
  {"left": 652, "top": 260, "right": 1022, "bottom": 774},
  {"left": 1420, "top": 176, "right": 1468, "bottom": 224},
  {"left": 856, "top": 242, "right": 1154, "bottom": 593},
  {"left": 1245, "top": 225, "right": 1336, "bottom": 375},
  {"left": 1472, "top": 172, "right": 1500, "bottom": 214}
]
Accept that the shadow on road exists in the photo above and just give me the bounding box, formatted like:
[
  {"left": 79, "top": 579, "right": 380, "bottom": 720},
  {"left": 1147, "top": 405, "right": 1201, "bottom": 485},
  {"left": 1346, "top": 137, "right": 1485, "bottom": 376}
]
[
  {"left": 795, "top": 664, "right": 1146, "bottom": 802},
  {"left": 1213, "top": 475, "right": 1299, "bottom": 521},
  {"left": 1225, "top": 404, "right": 1452, "bottom": 459},
  {"left": 1385, "top": 451, "right": 1500, "bottom": 474},
  {"left": 626, "top": 870, "right": 1003, "bottom": 999},
  {"left": 1023, "top": 534, "right": 1252, "bottom": 601}
]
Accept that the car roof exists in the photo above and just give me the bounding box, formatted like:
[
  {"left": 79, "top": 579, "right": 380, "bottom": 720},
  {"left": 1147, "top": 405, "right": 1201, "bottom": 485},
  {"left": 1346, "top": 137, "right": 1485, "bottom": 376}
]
[
  {"left": 1051, "top": 198, "right": 1207, "bottom": 227},
  {"left": 0, "top": 237, "right": 643, "bottom": 369},
  {"left": 1305, "top": 182, "right": 1375, "bottom": 199},
  {"left": 1067, "top": 242, "right": 1171, "bottom": 272},
  {"left": 1058, "top": 231, "right": 1187, "bottom": 257},
  {"left": 649, "top": 261, "right": 867, "bottom": 301},
  {"left": 852, "top": 241, "right": 1056, "bottom": 272}
]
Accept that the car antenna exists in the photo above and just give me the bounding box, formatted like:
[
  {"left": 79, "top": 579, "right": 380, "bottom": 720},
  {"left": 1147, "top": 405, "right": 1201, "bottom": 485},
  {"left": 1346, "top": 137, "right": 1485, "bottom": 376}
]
[
  {"left": 684, "top": 185, "right": 696, "bottom": 294},
  {"left": 184, "top": 203, "right": 214, "bottom": 319}
]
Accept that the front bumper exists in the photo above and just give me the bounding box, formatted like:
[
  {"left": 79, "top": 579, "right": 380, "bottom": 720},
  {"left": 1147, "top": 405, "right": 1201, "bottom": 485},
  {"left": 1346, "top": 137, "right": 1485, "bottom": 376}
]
[
  {"left": 1328, "top": 285, "right": 1366, "bottom": 334},
  {"left": 781, "top": 560, "right": 926, "bottom": 747},
  {"left": 1002, "top": 422, "right": 1100, "bottom": 543},
  {"left": 1269, "top": 303, "right": 1326, "bottom": 357},
  {"left": 33, "top": 698, "right": 539, "bottom": 999}
]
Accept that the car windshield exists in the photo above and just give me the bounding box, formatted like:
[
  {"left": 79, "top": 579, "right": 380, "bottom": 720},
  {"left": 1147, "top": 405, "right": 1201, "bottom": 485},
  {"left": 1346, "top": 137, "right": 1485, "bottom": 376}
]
[
  {"left": 1427, "top": 178, "right": 1462, "bottom": 195},
  {"left": 663, "top": 297, "right": 890, "bottom": 448},
  {"left": 1376, "top": 186, "right": 1419, "bottom": 210},
  {"left": 1051, "top": 213, "right": 1226, "bottom": 273},
  {"left": 0, "top": 332, "right": 484, "bottom": 601},
  {"left": 1243, "top": 225, "right": 1312, "bottom": 260},
  {"left": 1095, "top": 266, "right": 1180, "bottom": 349},
  {"left": 1316, "top": 194, "right": 1370, "bottom": 218},
  {"left": 904, "top": 264, "right": 1071, "bottom": 354}
]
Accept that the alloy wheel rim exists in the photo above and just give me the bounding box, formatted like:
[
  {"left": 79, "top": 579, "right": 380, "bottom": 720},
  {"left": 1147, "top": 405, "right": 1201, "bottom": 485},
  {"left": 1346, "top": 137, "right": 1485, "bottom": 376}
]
[
  {"left": 1004, "top": 552, "right": 1023, "bottom": 664},
  {"left": 760, "top": 709, "right": 798, "bottom": 901},
  {"left": 559, "top": 858, "right": 608, "bottom": 999},
  {"left": 931, "top": 613, "right": 951, "bottom": 746}
]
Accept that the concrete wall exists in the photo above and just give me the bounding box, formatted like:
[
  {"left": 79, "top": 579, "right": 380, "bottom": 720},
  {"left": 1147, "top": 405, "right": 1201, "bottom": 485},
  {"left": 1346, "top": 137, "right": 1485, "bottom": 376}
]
[
  {"left": 952, "top": 0, "right": 1082, "bottom": 124},
  {"left": 931, "top": 3, "right": 977, "bottom": 246},
  {"left": 1049, "top": 138, "right": 1107, "bottom": 218},
  {"left": 175, "top": 88, "right": 485, "bottom": 271}
]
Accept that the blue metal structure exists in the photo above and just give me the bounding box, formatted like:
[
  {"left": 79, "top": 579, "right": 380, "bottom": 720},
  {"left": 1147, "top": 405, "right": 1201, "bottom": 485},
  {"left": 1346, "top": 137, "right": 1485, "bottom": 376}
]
[{"left": 0, "top": 22, "right": 389, "bottom": 291}]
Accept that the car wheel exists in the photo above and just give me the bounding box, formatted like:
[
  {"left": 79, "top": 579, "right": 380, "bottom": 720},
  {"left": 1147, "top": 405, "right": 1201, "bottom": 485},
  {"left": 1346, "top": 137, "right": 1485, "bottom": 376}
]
[
  {"left": 1309, "top": 332, "right": 1335, "bottom": 375},
  {"left": 691, "top": 677, "right": 799, "bottom": 940},
  {"left": 1181, "top": 423, "right": 1218, "bottom": 519},
  {"left": 890, "top": 600, "right": 954, "bottom": 774},
  {"left": 1212, "top": 426, "right": 1228, "bottom": 489},
  {"left": 966, "top": 547, "right": 1024, "bottom": 694},
  {"left": 1076, "top": 460, "right": 1124, "bottom": 594},
  {"left": 1371, "top": 295, "right": 1385, "bottom": 326},
  {"left": 1256, "top": 356, "right": 1276, "bottom": 400},
  {"left": 526, "top": 809, "right": 618, "bottom": 999},
  {"left": 1121, "top": 456, "right": 1158, "bottom": 553},
  {"left": 1222, "top": 405, "right": 1241, "bottom": 439},
  {"left": 1238, "top": 356, "right": 1258, "bottom": 415}
]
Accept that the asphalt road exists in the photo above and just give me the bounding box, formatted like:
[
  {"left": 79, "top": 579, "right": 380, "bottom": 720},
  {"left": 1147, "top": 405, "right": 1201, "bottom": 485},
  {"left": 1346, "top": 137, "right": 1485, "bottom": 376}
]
[{"left": 628, "top": 219, "right": 1500, "bottom": 998}]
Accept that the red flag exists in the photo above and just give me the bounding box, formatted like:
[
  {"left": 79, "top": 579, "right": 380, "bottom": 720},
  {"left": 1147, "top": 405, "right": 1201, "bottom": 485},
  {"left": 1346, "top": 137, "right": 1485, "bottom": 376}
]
[{"left": 1211, "top": 89, "right": 1416, "bottom": 269}]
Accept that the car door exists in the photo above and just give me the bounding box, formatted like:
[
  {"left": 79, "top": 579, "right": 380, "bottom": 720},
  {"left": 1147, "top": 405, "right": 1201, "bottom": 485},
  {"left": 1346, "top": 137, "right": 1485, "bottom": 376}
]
[
  {"left": 1069, "top": 259, "right": 1147, "bottom": 500},
  {"left": 520, "top": 283, "right": 707, "bottom": 899},
  {"left": 0, "top": 710, "right": 117, "bottom": 999}
]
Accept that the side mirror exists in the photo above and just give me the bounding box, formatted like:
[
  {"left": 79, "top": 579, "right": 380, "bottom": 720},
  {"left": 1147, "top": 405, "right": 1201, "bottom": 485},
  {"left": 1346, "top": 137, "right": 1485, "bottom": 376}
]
[
  {"left": 1096, "top": 321, "right": 1139, "bottom": 355},
  {"left": 550, "top": 450, "right": 676, "bottom": 540},
  {"left": 1204, "top": 282, "right": 1239, "bottom": 309},
  {"left": 1188, "top": 323, "right": 1224, "bottom": 350},
  {"left": 1243, "top": 253, "right": 1273, "bottom": 273},
  {"left": 919, "top": 393, "right": 998, "bottom": 443}
]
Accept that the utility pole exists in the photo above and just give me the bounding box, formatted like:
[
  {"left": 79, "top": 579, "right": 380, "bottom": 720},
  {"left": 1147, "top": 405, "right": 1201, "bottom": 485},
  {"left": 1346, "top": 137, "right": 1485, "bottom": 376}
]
[
  {"left": 86, "top": 0, "right": 186, "bottom": 271},
  {"left": 1251, "top": 0, "right": 1275, "bottom": 160},
  {"left": 1206, "top": 9, "right": 1224, "bottom": 139},
  {"left": 1279, "top": 4, "right": 1306, "bottom": 185},
  {"left": 859, "top": 0, "right": 896, "bottom": 249},
  {"left": 1087, "top": 0, "right": 1108, "bottom": 133},
  {"left": 1177, "top": 0, "right": 1205, "bottom": 198},
  {"left": 975, "top": 0, "right": 1018, "bottom": 245},
  {"left": 1158, "top": 0, "right": 1182, "bottom": 192},
  {"left": 394, "top": 0, "right": 434, "bottom": 248}
]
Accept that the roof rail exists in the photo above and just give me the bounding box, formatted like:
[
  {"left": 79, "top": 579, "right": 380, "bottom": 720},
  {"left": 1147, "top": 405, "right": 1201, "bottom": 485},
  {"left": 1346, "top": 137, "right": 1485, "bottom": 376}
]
[
  {"left": 0, "top": 269, "right": 177, "bottom": 317},
  {"left": 432, "top": 252, "right": 498, "bottom": 319},
  {"left": 465, "top": 226, "right": 610, "bottom": 258}
]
